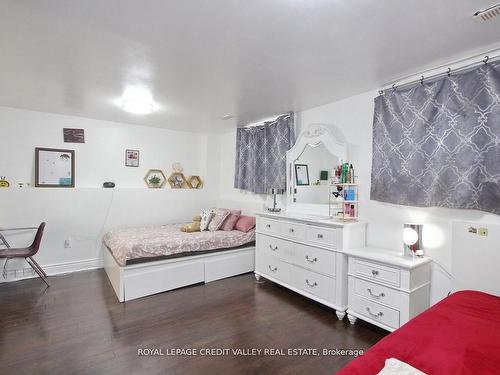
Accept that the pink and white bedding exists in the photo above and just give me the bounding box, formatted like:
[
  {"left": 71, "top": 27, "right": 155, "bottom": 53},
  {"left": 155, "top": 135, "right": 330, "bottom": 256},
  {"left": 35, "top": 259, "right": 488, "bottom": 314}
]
[{"left": 103, "top": 223, "right": 255, "bottom": 266}]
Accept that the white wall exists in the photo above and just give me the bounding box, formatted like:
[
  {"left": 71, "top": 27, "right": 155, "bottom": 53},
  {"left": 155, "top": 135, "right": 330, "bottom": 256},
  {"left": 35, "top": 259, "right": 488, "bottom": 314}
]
[
  {"left": 216, "top": 91, "right": 500, "bottom": 304},
  {"left": 3, "top": 90, "right": 499, "bottom": 302},
  {"left": 0, "top": 106, "right": 218, "bottom": 280},
  {"left": 0, "top": 106, "right": 209, "bottom": 188}
]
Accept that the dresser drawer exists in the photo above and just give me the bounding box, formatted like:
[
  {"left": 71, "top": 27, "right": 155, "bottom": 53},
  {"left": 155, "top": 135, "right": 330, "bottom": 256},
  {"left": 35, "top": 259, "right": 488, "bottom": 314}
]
[
  {"left": 353, "top": 277, "right": 401, "bottom": 310},
  {"left": 256, "top": 252, "right": 291, "bottom": 284},
  {"left": 280, "top": 221, "right": 305, "bottom": 240},
  {"left": 257, "top": 217, "right": 280, "bottom": 235},
  {"left": 292, "top": 266, "right": 336, "bottom": 303},
  {"left": 351, "top": 294, "right": 400, "bottom": 329},
  {"left": 294, "top": 244, "right": 336, "bottom": 277},
  {"left": 306, "top": 226, "right": 337, "bottom": 248},
  {"left": 257, "top": 234, "right": 293, "bottom": 262},
  {"left": 352, "top": 259, "right": 401, "bottom": 287}
]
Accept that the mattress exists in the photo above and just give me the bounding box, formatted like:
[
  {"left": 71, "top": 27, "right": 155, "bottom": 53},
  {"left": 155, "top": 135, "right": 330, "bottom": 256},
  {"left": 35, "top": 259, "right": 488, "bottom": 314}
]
[
  {"left": 337, "top": 290, "right": 500, "bottom": 375},
  {"left": 103, "top": 223, "right": 255, "bottom": 266}
]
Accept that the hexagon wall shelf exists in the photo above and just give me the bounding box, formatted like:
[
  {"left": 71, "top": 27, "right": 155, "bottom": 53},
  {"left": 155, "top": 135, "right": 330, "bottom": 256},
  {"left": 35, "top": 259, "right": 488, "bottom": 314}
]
[
  {"left": 144, "top": 169, "right": 166, "bottom": 188},
  {"left": 168, "top": 172, "right": 187, "bottom": 189},
  {"left": 187, "top": 176, "right": 203, "bottom": 189}
]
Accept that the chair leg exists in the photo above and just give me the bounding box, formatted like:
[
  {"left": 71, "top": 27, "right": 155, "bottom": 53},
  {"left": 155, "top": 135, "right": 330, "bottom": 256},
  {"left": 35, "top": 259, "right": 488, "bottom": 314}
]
[
  {"left": 26, "top": 258, "right": 50, "bottom": 287},
  {"left": 28, "top": 257, "right": 48, "bottom": 278}
]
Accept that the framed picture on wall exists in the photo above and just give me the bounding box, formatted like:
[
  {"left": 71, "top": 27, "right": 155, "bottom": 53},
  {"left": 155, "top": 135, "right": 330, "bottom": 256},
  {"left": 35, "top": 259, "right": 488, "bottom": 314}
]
[
  {"left": 125, "top": 149, "right": 140, "bottom": 167},
  {"left": 63, "top": 128, "right": 85, "bottom": 143},
  {"left": 295, "top": 164, "right": 310, "bottom": 186},
  {"left": 35, "top": 147, "right": 75, "bottom": 188}
]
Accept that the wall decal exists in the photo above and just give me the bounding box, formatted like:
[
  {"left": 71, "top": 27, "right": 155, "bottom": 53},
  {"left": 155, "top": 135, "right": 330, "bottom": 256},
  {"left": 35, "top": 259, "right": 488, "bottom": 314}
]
[{"left": 0, "top": 176, "right": 10, "bottom": 188}]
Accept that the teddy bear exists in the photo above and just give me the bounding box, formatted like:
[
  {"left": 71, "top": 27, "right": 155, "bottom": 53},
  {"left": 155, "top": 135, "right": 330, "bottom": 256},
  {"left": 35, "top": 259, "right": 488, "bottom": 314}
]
[{"left": 180, "top": 215, "right": 202, "bottom": 233}]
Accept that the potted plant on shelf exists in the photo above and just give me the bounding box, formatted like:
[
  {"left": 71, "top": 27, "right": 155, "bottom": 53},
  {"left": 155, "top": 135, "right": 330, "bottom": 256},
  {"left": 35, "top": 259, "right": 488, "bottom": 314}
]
[
  {"left": 144, "top": 169, "right": 166, "bottom": 188},
  {"left": 148, "top": 175, "right": 162, "bottom": 188}
]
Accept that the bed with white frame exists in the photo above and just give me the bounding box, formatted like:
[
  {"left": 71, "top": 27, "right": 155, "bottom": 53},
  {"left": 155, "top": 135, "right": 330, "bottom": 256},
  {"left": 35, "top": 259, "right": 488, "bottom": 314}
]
[{"left": 103, "top": 244, "right": 255, "bottom": 302}]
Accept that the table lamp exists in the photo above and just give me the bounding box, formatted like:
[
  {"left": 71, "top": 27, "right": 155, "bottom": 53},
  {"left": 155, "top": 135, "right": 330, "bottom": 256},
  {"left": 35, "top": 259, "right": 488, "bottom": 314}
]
[
  {"left": 403, "top": 223, "right": 423, "bottom": 257},
  {"left": 267, "top": 188, "right": 285, "bottom": 212}
]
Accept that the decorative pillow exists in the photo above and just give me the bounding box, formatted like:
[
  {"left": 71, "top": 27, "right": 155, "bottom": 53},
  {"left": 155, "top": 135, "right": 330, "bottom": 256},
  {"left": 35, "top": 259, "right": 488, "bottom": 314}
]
[
  {"left": 208, "top": 208, "right": 230, "bottom": 231},
  {"left": 200, "top": 209, "right": 214, "bottom": 231},
  {"left": 234, "top": 215, "right": 256, "bottom": 233},
  {"left": 221, "top": 209, "right": 242, "bottom": 231}
]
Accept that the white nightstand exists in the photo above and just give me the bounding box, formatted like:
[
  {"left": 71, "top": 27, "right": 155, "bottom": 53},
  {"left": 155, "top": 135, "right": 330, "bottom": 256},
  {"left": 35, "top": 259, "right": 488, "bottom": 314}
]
[{"left": 345, "top": 247, "right": 431, "bottom": 332}]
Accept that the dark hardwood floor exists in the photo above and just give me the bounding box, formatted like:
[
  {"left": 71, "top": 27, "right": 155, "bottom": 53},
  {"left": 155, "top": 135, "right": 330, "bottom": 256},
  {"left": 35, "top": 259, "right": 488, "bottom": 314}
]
[{"left": 0, "top": 270, "right": 387, "bottom": 375}]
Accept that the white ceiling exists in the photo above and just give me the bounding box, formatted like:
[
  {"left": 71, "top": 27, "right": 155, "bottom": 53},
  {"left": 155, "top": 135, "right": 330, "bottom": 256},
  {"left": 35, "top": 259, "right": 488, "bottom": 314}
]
[{"left": 1, "top": 0, "right": 499, "bottom": 132}]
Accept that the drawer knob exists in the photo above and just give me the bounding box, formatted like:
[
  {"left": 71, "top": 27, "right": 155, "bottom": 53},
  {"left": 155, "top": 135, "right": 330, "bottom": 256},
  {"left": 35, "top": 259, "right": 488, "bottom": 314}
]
[
  {"left": 268, "top": 265, "right": 278, "bottom": 272},
  {"left": 366, "top": 307, "right": 384, "bottom": 318},
  {"left": 317, "top": 234, "right": 324, "bottom": 239},
  {"left": 305, "top": 279, "right": 318, "bottom": 288},
  {"left": 371, "top": 270, "right": 379, "bottom": 276},
  {"left": 266, "top": 224, "right": 271, "bottom": 229},
  {"left": 367, "top": 288, "right": 385, "bottom": 298},
  {"left": 289, "top": 228, "right": 295, "bottom": 233},
  {"left": 305, "top": 255, "right": 318, "bottom": 263},
  {"left": 269, "top": 244, "right": 278, "bottom": 251}
]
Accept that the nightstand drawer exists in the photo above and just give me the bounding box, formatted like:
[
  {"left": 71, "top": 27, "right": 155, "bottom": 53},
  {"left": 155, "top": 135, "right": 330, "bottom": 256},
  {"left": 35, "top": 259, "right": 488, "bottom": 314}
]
[
  {"left": 256, "top": 252, "right": 291, "bottom": 284},
  {"left": 351, "top": 294, "right": 400, "bottom": 329},
  {"left": 258, "top": 218, "right": 280, "bottom": 235},
  {"left": 280, "top": 221, "right": 305, "bottom": 240},
  {"left": 257, "top": 234, "right": 293, "bottom": 262},
  {"left": 292, "top": 266, "right": 336, "bottom": 302},
  {"left": 306, "top": 226, "right": 337, "bottom": 248},
  {"left": 295, "top": 244, "right": 336, "bottom": 276},
  {"left": 353, "top": 259, "right": 401, "bottom": 287},
  {"left": 354, "top": 278, "right": 401, "bottom": 310}
]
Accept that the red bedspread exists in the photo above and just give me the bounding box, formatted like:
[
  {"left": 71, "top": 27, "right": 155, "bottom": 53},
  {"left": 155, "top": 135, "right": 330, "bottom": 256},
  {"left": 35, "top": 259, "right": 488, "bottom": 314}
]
[{"left": 337, "top": 290, "right": 500, "bottom": 375}]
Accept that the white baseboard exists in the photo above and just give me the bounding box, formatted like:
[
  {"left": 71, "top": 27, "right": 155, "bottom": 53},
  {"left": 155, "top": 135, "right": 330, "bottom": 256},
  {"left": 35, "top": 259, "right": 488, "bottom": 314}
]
[{"left": 0, "top": 258, "right": 103, "bottom": 283}]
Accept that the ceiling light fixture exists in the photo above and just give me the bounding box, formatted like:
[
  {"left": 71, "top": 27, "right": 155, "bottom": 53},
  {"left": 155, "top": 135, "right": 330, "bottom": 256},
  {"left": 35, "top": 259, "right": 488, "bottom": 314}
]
[
  {"left": 117, "top": 84, "right": 158, "bottom": 115},
  {"left": 221, "top": 114, "right": 234, "bottom": 120},
  {"left": 121, "top": 99, "right": 156, "bottom": 115}
]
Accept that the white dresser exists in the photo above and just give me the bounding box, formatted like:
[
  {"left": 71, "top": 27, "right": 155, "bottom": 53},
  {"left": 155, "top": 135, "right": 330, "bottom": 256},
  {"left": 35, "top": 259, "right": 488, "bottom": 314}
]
[
  {"left": 345, "top": 247, "right": 431, "bottom": 331},
  {"left": 255, "top": 212, "right": 366, "bottom": 320}
]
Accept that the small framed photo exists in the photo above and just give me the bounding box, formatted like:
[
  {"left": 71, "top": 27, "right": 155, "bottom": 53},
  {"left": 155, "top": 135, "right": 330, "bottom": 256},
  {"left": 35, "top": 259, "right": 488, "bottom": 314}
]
[
  {"left": 63, "top": 128, "right": 85, "bottom": 143},
  {"left": 295, "top": 164, "right": 310, "bottom": 186},
  {"left": 35, "top": 147, "right": 75, "bottom": 188},
  {"left": 125, "top": 149, "right": 140, "bottom": 167}
]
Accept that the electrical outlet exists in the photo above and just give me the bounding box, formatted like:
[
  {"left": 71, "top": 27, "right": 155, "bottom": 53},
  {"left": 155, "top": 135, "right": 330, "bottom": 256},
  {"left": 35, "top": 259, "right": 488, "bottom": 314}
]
[
  {"left": 478, "top": 228, "right": 488, "bottom": 236},
  {"left": 64, "top": 238, "right": 72, "bottom": 248}
]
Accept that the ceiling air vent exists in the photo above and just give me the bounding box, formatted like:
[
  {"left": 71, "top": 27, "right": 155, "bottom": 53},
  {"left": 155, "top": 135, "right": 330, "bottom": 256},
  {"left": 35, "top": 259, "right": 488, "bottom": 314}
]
[{"left": 473, "top": 3, "right": 500, "bottom": 21}]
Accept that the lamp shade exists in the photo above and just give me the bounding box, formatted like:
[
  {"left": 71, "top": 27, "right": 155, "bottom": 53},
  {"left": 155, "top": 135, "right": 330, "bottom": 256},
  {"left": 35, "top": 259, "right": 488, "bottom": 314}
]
[
  {"left": 403, "top": 227, "right": 419, "bottom": 246},
  {"left": 403, "top": 223, "right": 423, "bottom": 257}
]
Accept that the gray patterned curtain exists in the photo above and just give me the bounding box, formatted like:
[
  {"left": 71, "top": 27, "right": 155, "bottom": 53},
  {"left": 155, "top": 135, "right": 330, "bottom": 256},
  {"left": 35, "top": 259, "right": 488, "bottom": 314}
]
[
  {"left": 371, "top": 61, "right": 500, "bottom": 214},
  {"left": 234, "top": 113, "right": 295, "bottom": 194}
]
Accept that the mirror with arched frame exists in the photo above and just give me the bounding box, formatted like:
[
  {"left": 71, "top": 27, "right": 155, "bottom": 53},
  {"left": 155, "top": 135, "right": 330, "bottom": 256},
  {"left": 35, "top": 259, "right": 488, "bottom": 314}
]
[{"left": 286, "top": 124, "right": 348, "bottom": 215}]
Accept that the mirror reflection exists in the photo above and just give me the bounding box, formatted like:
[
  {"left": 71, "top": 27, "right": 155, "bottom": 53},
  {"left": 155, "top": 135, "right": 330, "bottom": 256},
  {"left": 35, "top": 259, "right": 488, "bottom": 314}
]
[{"left": 293, "top": 142, "right": 339, "bottom": 205}]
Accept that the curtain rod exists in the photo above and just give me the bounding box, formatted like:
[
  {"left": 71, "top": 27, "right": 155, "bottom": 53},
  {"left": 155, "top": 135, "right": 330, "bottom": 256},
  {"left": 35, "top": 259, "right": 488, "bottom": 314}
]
[
  {"left": 379, "top": 48, "right": 500, "bottom": 94},
  {"left": 241, "top": 112, "right": 293, "bottom": 128}
]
